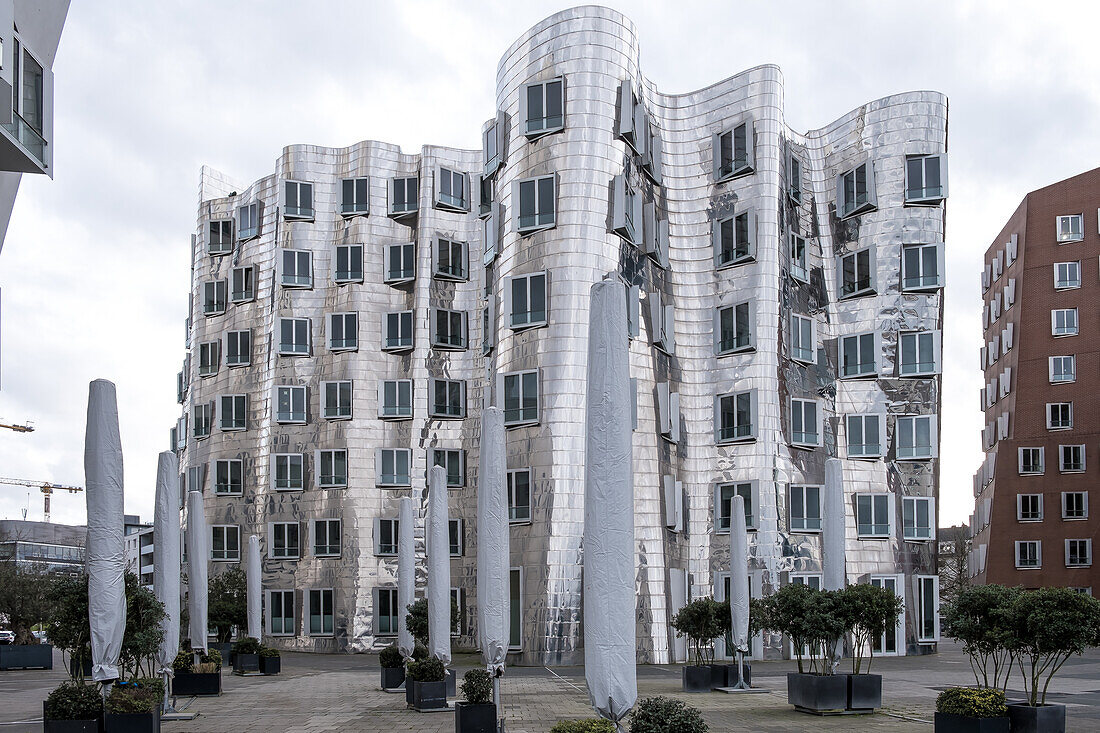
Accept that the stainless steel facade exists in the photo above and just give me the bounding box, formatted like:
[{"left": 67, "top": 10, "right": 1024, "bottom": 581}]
[{"left": 175, "top": 6, "right": 946, "bottom": 664}]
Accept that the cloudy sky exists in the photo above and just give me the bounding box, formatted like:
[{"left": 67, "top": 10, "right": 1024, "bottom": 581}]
[{"left": 1, "top": 0, "right": 1098, "bottom": 528}]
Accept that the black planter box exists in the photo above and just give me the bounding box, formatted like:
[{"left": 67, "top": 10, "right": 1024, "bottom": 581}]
[
  {"left": 410, "top": 680, "right": 448, "bottom": 711},
  {"left": 446, "top": 668, "right": 456, "bottom": 698},
  {"left": 0, "top": 643, "right": 53, "bottom": 670},
  {"left": 707, "top": 664, "right": 727, "bottom": 688},
  {"left": 209, "top": 643, "right": 233, "bottom": 665},
  {"left": 712, "top": 663, "right": 751, "bottom": 688},
  {"left": 455, "top": 702, "right": 496, "bottom": 732},
  {"left": 406, "top": 677, "right": 415, "bottom": 706},
  {"left": 1006, "top": 703, "right": 1066, "bottom": 733},
  {"left": 67, "top": 656, "right": 93, "bottom": 679},
  {"left": 172, "top": 671, "right": 221, "bottom": 697},
  {"left": 934, "top": 712, "right": 1010, "bottom": 733},
  {"left": 381, "top": 665, "right": 405, "bottom": 690},
  {"left": 682, "top": 665, "right": 711, "bottom": 693},
  {"left": 846, "top": 673, "right": 882, "bottom": 711},
  {"left": 787, "top": 673, "right": 848, "bottom": 713},
  {"left": 260, "top": 656, "right": 281, "bottom": 675},
  {"left": 42, "top": 702, "right": 100, "bottom": 733},
  {"left": 233, "top": 653, "right": 259, "bottom": 673},
  {"left": 104, "top": 711, "right": 160, "bottom": 733}
]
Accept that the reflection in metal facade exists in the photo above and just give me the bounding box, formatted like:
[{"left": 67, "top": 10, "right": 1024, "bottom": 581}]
[{"left": 175, "top": 7, "right": 945, "bottom": 664}]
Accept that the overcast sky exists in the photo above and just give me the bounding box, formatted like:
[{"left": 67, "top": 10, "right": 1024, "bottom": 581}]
[{"left": 1, "top": 0, "right": 1098, "bottom": 528}]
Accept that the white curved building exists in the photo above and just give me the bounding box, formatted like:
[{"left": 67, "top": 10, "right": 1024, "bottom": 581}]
[{"left": 175, "top": 6, "right": 946, "bottom": 664}]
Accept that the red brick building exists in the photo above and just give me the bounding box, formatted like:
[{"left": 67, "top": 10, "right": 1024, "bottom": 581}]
[{"left": 971, "top": 167, "right": 1100, "bottom": 592}]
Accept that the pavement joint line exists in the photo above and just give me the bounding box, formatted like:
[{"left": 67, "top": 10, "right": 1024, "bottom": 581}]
[
  {"left": 882, "top": 712, "right": 932, "bottom": 725},
  {"left": 544, "top": 666, "right": 586, "bottom": 693}
]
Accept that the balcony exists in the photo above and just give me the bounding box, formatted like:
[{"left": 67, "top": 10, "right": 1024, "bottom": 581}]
[{"left": 0, "top": 111, "right": 48, "bottom": 175}]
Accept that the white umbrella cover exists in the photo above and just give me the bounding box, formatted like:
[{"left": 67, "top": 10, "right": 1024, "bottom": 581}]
[
  {"left": 247, "top": 534, "right": 261, "bottom": 640},
  {"left": 397, "top": 497, "right": 416, "bottom": 658},
  {"left": 153, "top": 450, "right": 181, "bottom": 676},
  {"left": 85, "top": 379, "right": 127, "bottom": 683},
  {"left": 477, "top": 406, "right": 509, "bottom": 673},
  {"left": 822, "top": 459, "right": 846, "bottom": 592},
  {"left": 186, "top": 490, "right": 209, "bottom": 652},
  {"left": 729, "top": 494, "right": 750, "bottom": 652},
  {"left": 426, "top": 465, "right": 451, "bottom": 665},
  {"left": 583, "top": 278, "right": 637, "bottom": 726}
]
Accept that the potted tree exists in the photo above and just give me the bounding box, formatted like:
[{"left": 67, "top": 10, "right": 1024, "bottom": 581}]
[
  {"left": 379, "top": 644, "right": 405, "bottom": 691},
  {"left": 405, "top": 642, "right": 428, "bottom": 707},
  {"left": 232, "top": 637, "right": 262, "bottom": 674},
  {"left": 455, "top": 669, "right": 495, "bottom": 732},
  {"left": 0, "top": 559, "right": 53, "bottom": 669},
  {"left": 259, "top": 646, "right": 281, "bottom": 675},
  {"left": 104, "top": 679, "right": 162, "bottom": 733},
  {"left": 208, "top": 567, "right": 247, "bottom": 663},
  {"left": 171, "top": 648, "right": 222, "bottom": 696},
  {"left": 942, "top": 584, "right": 1021, "bottom": 693},
  {"left": 840, "top": 583, "right": 903, "bottom": 711},
  {"left": 42, "top": 681, "right": 103, "bottom": 733},
  {"left": 934, "top": 688, "right": 1009, "bottom": 733},
  {"left": 628, "top": 695, "right": 709, "bottom": 733},
  {"left": 766, "top": 584, "right": 849, "bottom": 713},
  {"left": 406, "top": 655, "right": 448, "bottom": 712},
  {"left": 46, "top": 574, "right": 93, "bottom": 682},
  {"left": 670, "top": 597, "right": 723, "bottom": 692},
  {"left": 406, "top": 598, "right": 459, "bottom": 696}
]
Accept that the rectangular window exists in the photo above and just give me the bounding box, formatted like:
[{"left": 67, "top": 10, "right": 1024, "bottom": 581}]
[
  {"left": 478, "top": 174, "right": 494, "bottom": 218},
  {"left": 840, "top": 332, "right": 878, "bottom": 378},
  {"left": 378, "top": 380, "right": 413, "bottom": 419},
  {"left": 1016, "top": 540, "right": 1041, "bottom": 569},
  {"left": 522, "top": 77, "right": 564, "bottom": 137},
  {"left": 903, "top": 497, "right": 934, "bottom": 540},
  {"left": 272, "top": 454, "right": 305, "bottom": 491},
  {"left": 790, "top": 398, "right": 821, "bottom": 447},
  {"left": 431, "top": 308, "right": 467, "bottom": 350},
  {"left": 715, "top": 482, "right": 756, "bottom": 532},
  {"left": 789, "top": 232, "right": 807, "bottom": 281},
  {"left": 483, "top": 304, "right": 495, "bottom": 356},
  {"left": 716, "top": 390, "right": 756, "bottom": 443},
  {"left": 1060, "top": 444, "right": 1085, "bottom": 473},
  {"left": 789, "top": 485, "right": 821, "bottom": 532},
  {"left": 856, "top": 494, "right": 892, "bottom": 537},
  {"left": 281, "top": 249, "right": 312, "bottom": 288},
  {"left": 611, "top": 174, "right": 641, "bottom": 245},
  {"left": 238, "top": 202, "right": 260, "bottom": 240},
  {"left": 329, "top": 312, "right": 359, "bottom": 351},
  {"left": 837, "top": 161, "right": 876, "bottom": 218},
  {"left": 335, "top": 244, "right": 364, "bottom": 283},
  {"left": 507, "top": 272, "right": 548, "bottom": 329},
  {"left": 846, "top": 414, "right": 883, "bottom": 459},
  {"left": 390, "top": 176, "right": 419, "bottom": 217},
  {"left": 905, "top": 154, "right": 946, "bottom": 203},
  {"left": 449, "top": 518, "right": 464, "bottom": 557},
  {"left": 716, "top": 301, "right": 754, "bottom": 354},
  {"left": 193, "top": 402, "right": 212, "bottom": 439},
  {"left": 279, "top": 318, "right": 311, "bottom": 355},
  {"left": 1066, "top": 539, "right": 1092, "bottom": 568},
  {"left": 430, "top": 449, "right": 466, "bottom": 488},
  {"left": 517, "top": 175, "right": 556, "bottom": 233},
  {"left": 317, "top": 449, "right": 348, "bottom": 488},
  {"left": 198, "top": 340, "right": 219, "bottom": 377},
  {"left": 375, "top": 518, "right": 398, "bottom": 555},
  {"left": 1019, "top": 448, "right": 1044, "bottom": 475},
  {"left": 1047, "top": 402, "right": 1072, "bottom": 430},
  {"left": 788, "top": 155, "right": 802, "bottom": 204},
  {"left": 219, "top": 394, "right": 247, "bottom": 431},
  {"left": 377, "top": 449, "right": 411, "bottom": 487},
  {"left": 840, "top": 248, "right": 875, "bottom": 298},
  {"left": 1052, "top": 308, "right": 1078, "bottom": 337},
  {"left": 202, "top": 280, "right": 227, "bottom": 316},
  {"left": 430, "top": 379, "right": 466, "bottom": 419},
  {"left": 790, "top": 313, "right": 815, "bottom": 364},
  {"left": 270, "top": 522, "right": 300, "bottom": 559},
  {"left": 434, "top": 238, "right": 468, "bottom": 280},
  {"left": 340, "top": 177, "right": 369, "bottom": 216},
  {"left": 208, "top": 219, "right": 233, "bottom": 255},
  {"left": 308, "top": 589, "right": 334, "bottom": 636},
  {"left": 375, "top": 588, "right": 397, "bottom": 635},
  {"left": 284, "top": 180, "right": 313, "bottom": 220},
  {"left": 275, "top": 385, "right": 307, "bottom": 424},
  {"left": 896, "top": 415, "right": 936, "bottom": 460},
  {"left": 435, "top": 166, "right": 469, "bottom": 212},
  {"left": 714, "top": 210, "right": 755, "bottom": 267},
  {"left": 902, "top": 243, "right": 944, "bottom": 291},
  {"left": 1054, "top": 261, "right": 1081, "bottom": 290},
  {"left": 1056, "top": 214, "right": 1083, "bottom": 243},
  {"left": 214, "top": 459, "right": 243, "bottom": 496},
  {"left": 1017, "top": 494, "right": 1043, "bottom": 522},
  {"left": 509, "top": 568, "right": 523, "bottom": 649},
  {"left": 225, "top": 329, "right": 251, "bottom": 367},
  {"left": 211, "top": 525, "right": 240, "bottom": 561},
  {"left": 383, "top": 311, "right": 414, "bottom": 352},
  {"left": 917, "top": 576, "right": 940, "bottom": 641},
  {"left": 503, "top": 370, "right": 540, "bottom": 427},
  {"left": 231, "top": 265, "right": 255, "bottom": 303},
  {"left": 1049, "top": 355, "right": 1076, "bottom": 383},
  {"left": 483, "top": 205, "right": 499, "bottom": 264},
  {"left": 508, "top": 469, "right": 532, "bottom": 523},
  {"left": 484, "top": 113, "right": 503, "bottom": 176},
  {"left": 322, "top": 380, "right": 352, "bottom": 420},
  {"left": 268, "top": 590, "right": 295, "bottom": 636},
  {"left": 1063, "top": 491, "right": 1088, "bottom": 520},
  {"left": 714, "top": 119, "right": 754, "bottom": 181},
  {"left": 899, "top": 331, "right": 941, "bottom": 376}
]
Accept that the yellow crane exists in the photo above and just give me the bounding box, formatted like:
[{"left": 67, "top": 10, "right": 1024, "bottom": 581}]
[
  {"left": 0, "top": 421, "right": 34, "bottom": 433},
  {"left": 0, "top": 477, "right": 83, "bottom": 523}
]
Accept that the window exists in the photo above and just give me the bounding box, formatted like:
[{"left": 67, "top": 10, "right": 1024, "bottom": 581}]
[
  {"left": 192, "top": 403, "right": 212, "bottom": 439},
  {"left": 1063, "top": 491, "right": 1088, "bottom": 520},
  {"left": 238, "top": 202, "right": 260, "bottom": 240},
  {"left": 1059, "top": 444, "right": 1085, "bottom": 473},
  {"left": 517, "top": 175, "right": 556, "bottom": 233},
  {"left": 198, "top": 341, "right": 219, "bottom": 377},
  {"left": 1016, "top": 540, "right": 1041, "bottom": 569},
  {"left": 856, "top": 494, "right": 892, "bottom": 537},
  {"left": 281, "top": 249, "right": 312, "bottom": 288},
  {"left": 847, "top": 414, "right": 884, "bottom": 458},
  {"left": 790, "top": 314, "right": 815, "bottom": 364},
  {"left": 275, "top": 385, "right": 307, "bottom": 424},
  {"left": 1019, "top": 448, "right": 1044, "bottom": 475},
  {"left": 902, "top": 243, "right": 944, "bottom": 291},
  {"left": 903, "top": 497, "right": 934, "bottom": 541},
  {"left": 1066, "top": 539, "right": 1092, "bottom": 568},
  {"left": 789, "top": 232, "right": 808, "bottom": 281},
  {"left": 279, "top": 318, "right": 311, "bottom": 355},
  {"left": 202, "top": 279, "right": 227, "bottom": 316},
  {"left": 384, "top": 242, "right": 416, "bottom": 285},
  {"left": 308, "top": 589, "right": 334, "bottom": 636},
  {"left": 1052, "top": 308, "right": 1078, "bottom": 337},
  {"left": 716, "top": 302, "right": 755, "bottom": 354},
  {"left": 789, "top": 485, "right": 821, "bottom": 532},
  {"left": 449, "top": 519, "right": 464, "bottom": 557},
  {"left": 840, "top": 332, "right": 878, "bottom": 378},
  {"left": 1047, "top": 402, "right": 1072, "bottom": 430},
  {"left": 1056, "top": 214, "right": 1083, "bottom": 243},
  {"left": 375, "top": 588, "right": 398, "bottom": 636},
  {"left": 450, "top": 588, "right": 465, "bottom": 634},
  {"left": 483, "top": 303, "right": 495, "bottom": 356},
  {"left": 283, "top": 180, "right": 313, "bottom": 220},
  {"left": 905, "top": 154, "right": 946, "bottom": 203},
  {"left": 713, "top": 119, "right": 754, "bottom": 181},
  {"left": 790, "top": 398, "right": 821, "bottom": 447},
  {"left": 270, "top": 522, "right": 300, "bottom": 559},
  {"left": 435, "top": 166, "right": 469, "bottom": 212},
  {"left": 788, "top": 155, "right": 802, "bottom": 204},
  {"left": 509, "top": 568, "right": 523, "bottom": 649},
  {"left": 430, "top": 379, "right": 466, "bottom": 419},
  {"left": 483, "top": 205, "right": 499, "bottom": 264},
  {"left": 506, "top": 272, "right": 548, "bottom": 329},
  {"left": 382, "top": 311, "right": 414, "bottom": 352},
  {"left": 268, "top": 590, "right": 295, "bottom": 636},
  {"left": 839, "top": 248, "right": 875, "bottom": 298},
  {"left": 502, "top": 370, "right": 539, "bottom": 427},
  {"left": 716, "top": 390, "right": 756, "bottom": 443},
  {"left": 340, "top": 177, "right": 369, "bottom": 216},
  {"left": 378, "top": 380, "right": 413, "bottom": 419},
  {"left": 431, "top": 308, "right": 467, "bottom": 350},
  {"left": 186, "top": 466, "right": 205, "bottom": 493},
  {"left": 611, "top": 174, "right": 641, "bottom": 245},
  {"left": 508, "top": 469, "right": 531, "bottom": 523},
  {"left": 214, "top": 459, "right": 243, "bottom": 496},
  {"left": 375, "top": 518, "right": 399, "bottom": 555},
  {"left": 899, "top": 331, "right": 941, "bottom": 376},
  {"left": 715, "top": 482, "right": 756, "bottom": 532},
  {"left": 211, "top": 525, "right": 240, "bottom": 561},
  {"left": 1017, "top": 494, "right": 1043, "bottom": 522},
  {"left": 896, "top": 415, "right": 936, "bottom": 460},
  {"left": 916, "top": 576, "right": 940, "bottom": 641},
  {"left": 322, "top": 380, "right": 352, "bottom": 420},
  {"left": 478, "top": 174, "right": 494, "bottom": 218},
  {"left": 522, "top": 77, "right": 564, "bottom": 137},
  {"left": 1054, "top": 261, "right": 1080, "bottom": 290},
  {"left": 219, "top": 394, "right": 246, "bottom": 431},
  {"left": 317, "top": 449, "right": 348, "bottom": 488},
  {"left": 377, "top": 449, "right": 411, "bottom": 487},
  {"left": 231, "top": 265, "right": 255, "bottom": 303},
  {"left": 208, "top": 219, "right": 233, "bottom": 255},
  {"left": 643, "top": 204, "right": 669, "bottom": 268},
  {"left": 329, "top": 312, "right": 358, "bottom": 351},
  {"left": 1049, "top": 356, "right": 1075, "bottom": 383},
  {"left": 713, "top": 210, "right": 755, "bottom": 267},
  {"left": 837, "top": 161, "right": 877, "bottom": 218},
  {"left": 335, "top": 244, "right": 364, "bottom": 283},
  {"left": 484, "top": 113, "right": 504, "bottom": 176},
  {"left": 430, "top": 449, "right": 466, "bottom": 488},
  {"left": 225, "top": 329, "right": 251, "bottom": 367},
  {"left": 389, "top": 176, "right": 418, "bottom": 217},
  {"left": 650, "top": 291, "right": 675, "bottom": 353},
  {"left": 272, "top": 454, "right": 305, "bottom": 491},
  {"left": 434, "top": 238, "right": 467, "bottom": 281},
  {"left": 656, "top": 382, "right": 680, "bottom": 443}
]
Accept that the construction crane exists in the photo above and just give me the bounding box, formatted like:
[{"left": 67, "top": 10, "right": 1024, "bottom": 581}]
[
  {"left": 0, "top": 421, "right": 34, "bottom": 433},
  {"left": 0, "top": 477, "right": 83, "bottom": 523}
]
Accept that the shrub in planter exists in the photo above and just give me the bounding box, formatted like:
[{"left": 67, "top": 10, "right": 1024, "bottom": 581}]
[
  {"left": 379, "top": 644, "right": 405, "bottom": 690},
  {"left": 629, "top": 696, "right": 708, "bottom": 733},
  {"left": 935, "top": 688, "right": 1009, "bottom": 733},
  {"left": 412, "top": 640, "right": 429, "bottom": 661},
  {"left": 105, "top": 680, "right": 161, "bottom": 733},
  {"left": 671, "top": 597, "right": 724, "bottom": 692},
  {"left": 43, "top": 681, "right": 102, "bottom": 732},
  {"left": 456, "top": 669, "right": 496, "bottom": 732},
  {"left": 406, "top": 656, "right": 447, "bottom": 711},
  {"left": 171, "top": 649, "right": 222, "bottom": 696},
  {"left": 232, "top": 637, "right": 262, "bottom": 673},
  {"left": 259, "top": 647, "right": 281, "bottom": 675},
  {"left": 549, "top": 720, "right": 616, "bottom": 733},
  {"left": 941, "top": 585, "right": 1022, "bottom": 692}
]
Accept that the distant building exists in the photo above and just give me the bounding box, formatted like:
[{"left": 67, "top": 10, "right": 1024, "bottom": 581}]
[
  {"left": 123, "top": 514, "right": 154, "bottom": 587},
  {"left": 0, "top": 519, "right": 84, "bottom": 574}
]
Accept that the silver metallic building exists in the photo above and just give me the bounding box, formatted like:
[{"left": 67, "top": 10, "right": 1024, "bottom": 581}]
[{"left": 174, "top": 6, "right": 946, "bottom": 664}]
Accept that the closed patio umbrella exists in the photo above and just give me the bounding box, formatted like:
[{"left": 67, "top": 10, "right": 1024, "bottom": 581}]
[
  {"left": 247, "top": 534, "right": 261, "bottom": 640},
  {"left": 186, "top": 489, "right": 208, "bottom": 653},
  {"left": 153, "top": 450, "right": 181, "bottom": 712},
  {"left": 729, "top": 494, "right": 750, "bottom": 689},
  {"left": 397, "top": 497, "right": 415, "bottom": 659},
  {"left": 426, "top": 465, "right": 451, "bottom": 667},
  {"left": 477, "top": 406, "right": 509, "bottom": 715}
]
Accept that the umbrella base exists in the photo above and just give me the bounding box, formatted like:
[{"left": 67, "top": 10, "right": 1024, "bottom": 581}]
[
  {"left": 160, "top": 713, "right": 197, "bottom": 721},
  {"left": 717, "top": 687, "right": 769, "bottom": 694}
]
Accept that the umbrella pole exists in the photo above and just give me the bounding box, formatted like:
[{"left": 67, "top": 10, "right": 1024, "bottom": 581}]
[
  {"left": 492, "top": 671, "right": 503, "bottom": 732},
  {"left": 735, "top": 650, "right": 748, "bottom": 690}
]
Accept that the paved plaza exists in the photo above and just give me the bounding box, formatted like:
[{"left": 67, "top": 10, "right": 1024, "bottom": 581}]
[{"left": 4, "top": 643, "right": 1100, "bottom": 732}]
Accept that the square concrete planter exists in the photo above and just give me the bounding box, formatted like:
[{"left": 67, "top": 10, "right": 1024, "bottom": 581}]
[
  {"left": 0, "top": 643, "right": 53, "bottom": 670},
  {"left": 1006, "top": 703, "right": 1066, "bottom": 733},
  {"left": 172, "top": 671, "right": 221, "bottom": 696},
  {"left": 381, "top": 665, "right": 405, "bottom": 690},
  {"left": 259, "top": 656, "right": 281, "bottom": 675},
  {"left": 787, "top": 673, "right": 848, "bottom": 713},
  {"left": 682, "top": 665, "right": 711, "bottom": 692},
  {"left": 104, "top": 711, "right": 160, "bottom": 733},
  {"left": 455, "top": 701, "right": 496, "bottom": 732},
  {"left": 42, "top": 702, "right": 100, "bottom": 733},
  {"left": 933, "top": 712, "right": 1010, "bottom": 733},
  {"left": 410, "top": 680, "right": 448, "bottom": 711},
  {"left": 233, "top": 653, "right": 259, "bottom": 674},
  {"left": 846, "top": 673, "right": 882, "bottom": 711}
]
